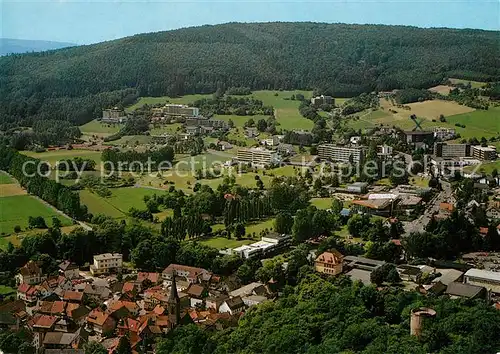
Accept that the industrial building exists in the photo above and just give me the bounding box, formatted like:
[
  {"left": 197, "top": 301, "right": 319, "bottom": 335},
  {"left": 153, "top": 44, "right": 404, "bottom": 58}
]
[
  {"left": 153, "top": 104, "right": 199, "bottom": 118},
  {"left": 464, "top": 268, "right": 500, "bottom": 294},
  {"left": 228, "top": 233, "right": 292, "bottom": 259},
  {"left": 317, "top": 144, "right": 365, "bottom": 163}
]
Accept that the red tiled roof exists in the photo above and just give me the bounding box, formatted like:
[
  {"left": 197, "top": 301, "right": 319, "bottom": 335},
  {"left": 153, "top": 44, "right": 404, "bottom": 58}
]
[
  {"left": 63, "top": 290, "right": 83, "bottom": 302},
  {"left": 315, "top": 250, "right": 344, "bottom": 265},
  {"left": 122, "top": 282, "right": 136, "bottom": 293},
  {"left": 162, "top": 264, "right": 209, "bottom": 279},
  {"left": 19, "top": 261, "right": 42, "bottom": 277},
  {"left": 479, "top": 227, "right": 489, "bottom": 235},
  {"left": 390, "top": 239, "right": 402, "bottom": 246},
  {"left": 17, "top": 283, "right": 30, "bottom": 294},
  {"left": 137, "top": 272, "right": 160, "bottom": 284},
  {"left": 87, "top": 309, "right": 110, "bottom": 326},
  {"left": 33, "top": 314, "right": 57, "bottom": 329}
]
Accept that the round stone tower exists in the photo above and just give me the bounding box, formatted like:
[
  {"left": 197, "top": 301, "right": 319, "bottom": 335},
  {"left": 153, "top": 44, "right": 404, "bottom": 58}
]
[{"left": 410, "top": 307, "right": 436, "bottom": 338}]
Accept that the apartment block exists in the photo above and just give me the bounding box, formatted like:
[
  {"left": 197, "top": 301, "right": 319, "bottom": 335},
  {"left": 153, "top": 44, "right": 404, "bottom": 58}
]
[
  {"left": 433, "top": 127, "right": 456, "bottom": 140},
  {"left": 317, "top": 144, "right": 365, "bottom": 163},
  {"left": 311, "top": 95, "right": 333, "bottom": 107},
  {"left": 161, "top": 104, "right": 199, "bottom": 117},
  {"left": 472, "top": 145, "right": 497, "bottom": 161},
  {"left": 90, "top": 253, "right": 123, "bottom": 276},
  {"left": 434, "top": 142, "right": 471, "bottom": 158},
  {"left": 185, "top": 116, "right": 227, "bottom": 129},
  {"left": 237, "top": 148, "right": 280, "bottom": 166}
]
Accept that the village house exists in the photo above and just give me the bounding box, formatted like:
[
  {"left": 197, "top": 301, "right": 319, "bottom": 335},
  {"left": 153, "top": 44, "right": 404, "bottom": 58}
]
[
  {"left": 162, "top": 264, "right": 212, "bottom": 284},
  {"left": 90, "top": 253, "right": 123, "bottom": 276},
  {"left": 186, "top": 284, "right": 207, "bottom": 308},
  {"left": 205, "top": 295, "right": 229, "bottom": 312},
  {"left": 16, "top": 261, "right": 47, "bottom": 285},
  {"left": 315, "top": 250, "right": 344, "bottom": 276},
  {"left": 219, "top": 296, "right": 245, "bottom": 315},
  {"left": 58, "top": 261, "right": 80, "bottom": 280},
  {"left": 86, "top": 309, "right": 116, "bottom": 335}
]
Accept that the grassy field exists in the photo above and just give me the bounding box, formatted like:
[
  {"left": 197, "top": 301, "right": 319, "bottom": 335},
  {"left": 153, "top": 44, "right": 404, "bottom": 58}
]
[
  {"left": 80, "top": 186, "right": 161, "bottom": 218},
  {"left": 347, "top": 99, "right": 499, "bottom": 140},
  {"left": 80, "top": 119, "right": 123, "bottom": 134},
  {"left": 149, "top": 123, "right": 182, "bottom": 135},
  {"left": 465, "top": 160, "right": 500, "bottom": 174},
  {"left": 22, "top": 150, "right": 102, "bottom": 166},
  {"left": 0, "top": 195, "right": 73, "bottom": 235},
  {"left": 0, "top": 285, "right": 15, "bottom": 296},
  {"left": 449, "top": 78, "right": 487, "bottom": 89},
  {"left": 202, "top": 218, "right": 275, "bottom": 249},
  {"left": 0, "top": 172, "right": 13, "bottom": 184},
  {"left": 107, "top": 135, "right": 154, "bottom": 147},
  {"left": 126, "top": 94, "right": 212, "bottom": 112},
  {"left": 311, "top": 198, "right": 332, "bottom": 209},
  {"left": 214, "top": 114, "right": 269, "bottom": 128}
]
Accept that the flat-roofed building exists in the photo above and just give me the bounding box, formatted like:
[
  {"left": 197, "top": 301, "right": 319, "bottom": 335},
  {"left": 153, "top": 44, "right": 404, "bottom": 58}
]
[
  {"left": 90, "top": 253, "right": 122, "bottom": 276},
  {"left": 464, "top": 268, "right": 500, "bottom": 294},
  {"left": 404, "top": 131, "right": 434, "bottom": 144},
  {"left": 237, "top": 148, "right": 280, "bottom": 167},
  {"left": 434, "top": 142, "right": 471, "bottom": 158},
  {"left": 472, "top": 145, "right": 497, "bottom": 161},
  {"left": 102, "top": 107, "right": 127, "bottom": 123},
  {"left": 317, "top": 144, "right": 365, "bottom": 163},
  {"left": 162, "top": 104, "right": 199, "bottom": 117},
  {"left": 433, "top": 127, "right": 456, "bottom": 140}
]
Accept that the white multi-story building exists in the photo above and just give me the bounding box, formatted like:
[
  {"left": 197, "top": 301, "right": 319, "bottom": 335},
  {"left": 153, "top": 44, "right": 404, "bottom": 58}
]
[
  {"left": 237, "top": 148, "right": 280, "bottom": 167},
  {"left": 317, "top": 144, "right": 365, "bottom": 163},
  {"left": 90, "top": 253, "right": 123, "bottom": 276},
  {"left": 433, "top": 127, "right": 456, "bottom": 140},
  {"left": 472, "top": 145, "right": 497, "bottom": 161}
]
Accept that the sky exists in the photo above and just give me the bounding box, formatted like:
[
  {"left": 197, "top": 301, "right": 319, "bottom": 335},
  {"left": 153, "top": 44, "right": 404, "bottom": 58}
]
[{"left": 1, "top": 0, "right": 498, "bottom": 45}]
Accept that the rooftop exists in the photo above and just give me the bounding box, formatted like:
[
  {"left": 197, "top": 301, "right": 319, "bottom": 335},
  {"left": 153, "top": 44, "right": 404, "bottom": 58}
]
[
  {"left": 465, "top": 268, "right": 500, "bottom": 282},
  {"left": 445, "top": 282, "right": 485, "bottom": 299},
  {"left": 94, "top": 253, "right": 122, "bottom": 260}
]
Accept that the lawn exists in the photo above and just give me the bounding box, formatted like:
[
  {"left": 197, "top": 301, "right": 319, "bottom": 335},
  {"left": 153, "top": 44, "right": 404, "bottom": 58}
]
[
  {"left": 409, "top": 176, "right": 430, "bottom": 188},
  {"left": 214, "top": 114, "right": 269, "bottom": 128},
  {"left": 21, "top": 150, "right": 102, "bottom": 166},
  {"left": 126, "top": 94, "right": 212, "bottom": 112},
  {"left": 107, "top": 135, "right": 154, "bottom": 147},
  {"left": 449, "top": 78, "right": 487, "bottom": 89},
  {"left": 80, "top": 186, "right": 162, "bottom": 218},
  {"left": 347, "top": 99, "right": 499, "bottom": 140},
  {"left": 311, "top": 198, "right": 332, "bottom": 209},
  {"left": 149, "top": 123, "right": 182, "bottom": 135},
  {"left": 0, "top": 172, "right": 13, "bottom": 184},
  {"left": 80, "top": 119, "right": 123, "bottom": 134},
  {"left": 0, "top": 195, "right": 73, "bottom": 235},
  {"left": 0, "top": 285, "right": 15, "bottom": 296},
  {"left": 199, "top": 237, "right": 255, "bottom": 250},
  {"left": 465, "top": 160, "right": 500, "bottom": 174}
]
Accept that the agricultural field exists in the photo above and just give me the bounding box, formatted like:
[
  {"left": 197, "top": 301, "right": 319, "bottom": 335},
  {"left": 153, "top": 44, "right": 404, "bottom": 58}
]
[
  {"left": 80, "top": 186, "right": 160, "bottom": 219},
  {"left": 22, "top": 149, "right": 102, "bottom": 166},
  {"left": 0, "top": 195, "right": 72, "bottom": 235},
  {"left": 80, "top": 119, "right": 122, "bottom": 135},
  {"left": 428, "top": 85, "right": 453, "bottom": 96},
  {"left": 449, "top": 78, "right": 487, "bottom": 89}
]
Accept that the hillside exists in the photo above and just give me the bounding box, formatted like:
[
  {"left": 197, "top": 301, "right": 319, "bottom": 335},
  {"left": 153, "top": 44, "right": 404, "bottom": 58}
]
[
  {"left": 0, "top": 38, "right": 76, "bottom": 56},
  {"left": 0, "top": 22, "right": 499, "bottom": 128}
]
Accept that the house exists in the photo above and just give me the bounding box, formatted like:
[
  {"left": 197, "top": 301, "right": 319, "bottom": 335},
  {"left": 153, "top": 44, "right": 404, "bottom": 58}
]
[
  {"left": 205, "top": 295, "right": 229, "bottom": 312},
  {"left": 219, "top": 296, "right": 245, "bottom": 315},
  {"left": 162, "top": 264, "right": 211, "bottom": 284},
  {"left": 83, "top": 284, "right": 111, "bottom": 301},
  {"left": 63, "top": 291, "right": 84, "bottom": 304},
  {"left": 16, "top": 261, "right": 46, "bottom": 285},
  {"left": 58, "top": 261, "right": 79, "bottom": 280},
  {"left": 315, "top": 250, "right": 344, "bottom": 276},
  {"left": 185, "top": 284, "right": 207, "bottom": 308},
  {"left": 445, "top": 282, "right": 486, "bottom": 299},
  {"left": 90, "top": 253, "right": 122, "bottom": 276},
  {"left": 17, "top": 283, "right": 40, "bottom": 304},
  {"left": 397, "top": 265, "right": 423, "bottom": 282},
  {"left": 229, "top": 282, "right": 266, "bottom": 298},
  {"left": 137, "top": 272, "right": 161, "bottom": 285},
  {"left": 346, "top": 182, "right": 368, "bottom": 194},
  {"left": 38, "top": 301, "right": 66, "bottom": 316},
  {"left": 87, "top": 309, "right": 116, "bottom": 334},
  {"left": 43, "top": 329, "right": 88, "bottom": 350}
]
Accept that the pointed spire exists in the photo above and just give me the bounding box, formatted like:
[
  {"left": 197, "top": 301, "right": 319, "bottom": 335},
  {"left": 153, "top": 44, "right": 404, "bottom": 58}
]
[
  {"left": 168, "top": 269, "right": 181, "bottom": 326},
  {"left": 169, "top": 270, "right": 179, "bottom": 302}
]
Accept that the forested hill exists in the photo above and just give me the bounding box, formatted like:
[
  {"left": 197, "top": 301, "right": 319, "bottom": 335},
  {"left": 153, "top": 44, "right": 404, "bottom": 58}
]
[
  {"left": 1, "top": 22, "right": 499, "bottom": 128},
  {"left": 0, "top": 38, "right": 76, "bottom": 56}
]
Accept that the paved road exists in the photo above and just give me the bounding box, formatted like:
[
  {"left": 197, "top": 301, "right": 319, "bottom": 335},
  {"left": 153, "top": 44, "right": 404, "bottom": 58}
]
[{"left": 402, "top": 183, "right": 454, "bottom": 236}]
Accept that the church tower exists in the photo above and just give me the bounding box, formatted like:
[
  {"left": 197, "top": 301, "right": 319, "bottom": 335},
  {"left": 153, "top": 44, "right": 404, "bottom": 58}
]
[{"left": 168, "top": 270, "right": 181, "bottom": 327}]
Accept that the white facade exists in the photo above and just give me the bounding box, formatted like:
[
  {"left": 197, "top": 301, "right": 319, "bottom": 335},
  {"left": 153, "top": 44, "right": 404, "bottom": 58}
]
[
  {"left": 464, "top": 268, "right": 500, "bottom": 294},
  {"left": 90, "top": 253, "right": 123, "bottom": 276}
]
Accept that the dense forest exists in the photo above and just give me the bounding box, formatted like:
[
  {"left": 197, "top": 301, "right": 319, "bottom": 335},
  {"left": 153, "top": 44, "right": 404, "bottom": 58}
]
[
  {"left": 1, "top": 22, "right": 498, "bottom": 128},
  {"left": 157, "top": 274, "right": 500, "bottom": 354}
]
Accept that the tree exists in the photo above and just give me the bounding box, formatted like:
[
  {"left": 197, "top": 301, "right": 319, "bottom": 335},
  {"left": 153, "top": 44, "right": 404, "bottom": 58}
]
[
  {"left": 84, "top": 341, "right": 107, "bottom": 354},
  {"left": 234, "top": 223, "right": 246, "bottom": 240},
  {"left": 257, "top": 119, "right": 268, "bottom": 132},
  {"left": 274, "top": 212, "right": 293, "bottom": 234},
  {"left": 28, "top": 216, "right": 47, "bottom": 229},
  {"left": 115, "top": 336, "right": 132, "bottom": 354},
  {"left": 331, "top": 198, "right": 343, "bottom": 214},
  {"left": 347, "top": 214, "right": 371, "bottom": 238}
]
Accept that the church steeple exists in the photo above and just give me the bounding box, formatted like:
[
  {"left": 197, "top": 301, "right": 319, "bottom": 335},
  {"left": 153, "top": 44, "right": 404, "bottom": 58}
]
[{"left": 168, "top": 270, "right": 181, "bottom": 326}]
